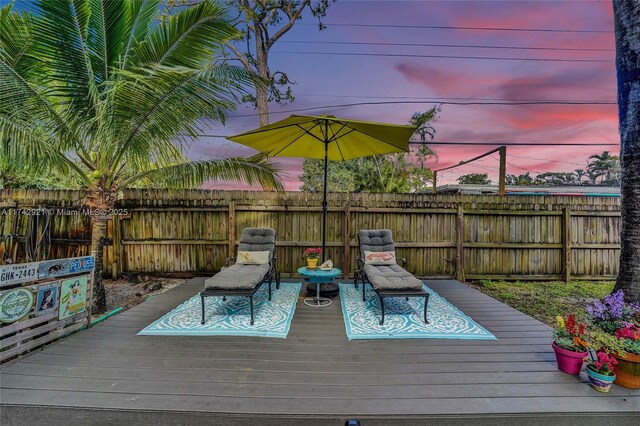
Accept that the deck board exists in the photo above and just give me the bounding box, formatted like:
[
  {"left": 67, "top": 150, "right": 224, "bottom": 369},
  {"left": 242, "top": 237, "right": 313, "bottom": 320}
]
[{"left": 2, "top": 278, "right": 639, "bottom": 425}]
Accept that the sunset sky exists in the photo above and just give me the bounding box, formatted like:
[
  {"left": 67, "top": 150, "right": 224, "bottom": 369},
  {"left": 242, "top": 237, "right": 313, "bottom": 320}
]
[
  {"left": 7, "top": 0, "right": 618, "bottom": 190},
  {"left": 191, "top": 0, "right": 619, "bottom": 190}
]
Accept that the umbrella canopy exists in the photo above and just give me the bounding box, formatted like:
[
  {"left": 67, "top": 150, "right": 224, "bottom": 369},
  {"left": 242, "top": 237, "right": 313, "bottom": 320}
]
[
  {"left": 227, "top": 114, "right": 416, "bottom": 262},
  {"left": 227, "top": 115, "right": 416, "bottom": 161}
]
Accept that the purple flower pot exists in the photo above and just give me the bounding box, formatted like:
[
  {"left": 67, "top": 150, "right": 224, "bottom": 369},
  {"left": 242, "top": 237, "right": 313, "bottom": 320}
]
[{"left": 552, "top": 342, "right": 586, "bottom": 375}]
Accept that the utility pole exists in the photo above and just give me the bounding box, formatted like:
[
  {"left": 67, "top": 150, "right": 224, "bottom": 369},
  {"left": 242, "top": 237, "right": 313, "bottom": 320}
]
[
  {"left": 432, "top": 171, "right": 437, "bottom": 194},
  {"left": 499, "top": 146, "right": 507, "bottom": 196}
]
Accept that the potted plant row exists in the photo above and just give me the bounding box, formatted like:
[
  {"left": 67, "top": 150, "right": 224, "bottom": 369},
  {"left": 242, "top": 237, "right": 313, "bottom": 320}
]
[
  {"left": 552, "top": 290, "right": 640, "bottom": 391},
  {"left": 585, "top": 290, "right": 640, "bottom": 389}
]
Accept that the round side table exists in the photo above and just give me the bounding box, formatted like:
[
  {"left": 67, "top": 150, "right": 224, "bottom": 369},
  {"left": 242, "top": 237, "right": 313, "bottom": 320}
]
[{"left": 297, "top": 267, "right": 341, "bottom": 308}]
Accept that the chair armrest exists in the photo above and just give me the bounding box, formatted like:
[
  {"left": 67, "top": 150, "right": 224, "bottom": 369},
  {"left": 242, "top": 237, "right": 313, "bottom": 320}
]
[
  {"left": 398, "top": 257, "right": 407, "bottom": 268},
  {"left": 225, "top": 257, "right": 236, "bottom": 267},
  {"left": 356, "top": 257, "right": 364, "bottom": 269}
]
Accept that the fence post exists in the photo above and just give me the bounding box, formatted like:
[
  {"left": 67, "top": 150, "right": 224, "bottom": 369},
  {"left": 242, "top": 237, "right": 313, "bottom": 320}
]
[
  {"left": 563, "top": 207, "right": 572, "bottom": 282},
  {"left": 455, "top": 205, "right": 465, "bottom": 282},
  {"left": 228, "top": 200, "right": 236, "bottom": 259}
]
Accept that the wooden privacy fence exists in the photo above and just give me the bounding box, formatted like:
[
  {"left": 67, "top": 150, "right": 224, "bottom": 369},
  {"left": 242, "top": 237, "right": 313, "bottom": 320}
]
[{"left": 0, "top": 189, "right": 621, "bottom": 281}]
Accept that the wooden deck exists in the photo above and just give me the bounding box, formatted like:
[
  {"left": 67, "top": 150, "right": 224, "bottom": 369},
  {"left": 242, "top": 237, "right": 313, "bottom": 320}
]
[{"left": 1, "top": 279, "right": 638, "bottom": 425}]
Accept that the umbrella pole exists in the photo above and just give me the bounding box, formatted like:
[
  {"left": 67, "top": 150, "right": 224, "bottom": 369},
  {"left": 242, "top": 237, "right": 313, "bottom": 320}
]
[{"left": 321, "top": 141, "right": 328, "bottom": 262}]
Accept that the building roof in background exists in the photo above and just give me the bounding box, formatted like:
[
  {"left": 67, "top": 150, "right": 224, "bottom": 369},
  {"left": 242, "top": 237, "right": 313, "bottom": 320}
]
[{"left": 434, "top": 184, "right": 620, "bottom": 196}]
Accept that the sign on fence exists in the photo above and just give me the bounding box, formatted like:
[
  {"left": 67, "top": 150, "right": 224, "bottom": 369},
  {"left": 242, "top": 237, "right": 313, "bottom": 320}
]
[
  {"left": 0, "top": 256, "right": 94, "bottom": 363},
  {"left": 0, "top": 288, "right": 34, "bottom": 323},
  {"left": 0, "top": 262, "right": 39, "bottom": 287},
  {"left": 34, "top": 282, "right": 59, "bottom": 316},
  {"left": 59, "top": 276, "right": 88, "bottom": 320}
]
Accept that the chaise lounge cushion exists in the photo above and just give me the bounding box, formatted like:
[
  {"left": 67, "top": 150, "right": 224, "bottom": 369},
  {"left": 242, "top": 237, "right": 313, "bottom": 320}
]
[
  {"left": 204, "top": 263, "right": 270, "bottom": 290},
  {"left": 358, "top": 229, "right": 395, "bottom": 253},
  {"left": 238, "top": 228, "right": 276, "bottom": 256},
  {"left": 363, "top": 263, "right": 424, "bottom": 291}
]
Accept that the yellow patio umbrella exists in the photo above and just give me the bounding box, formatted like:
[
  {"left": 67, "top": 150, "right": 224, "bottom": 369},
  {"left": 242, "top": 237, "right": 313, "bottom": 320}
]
[{"left": 227, "top": 114, "right": 416, "bottom": 260}]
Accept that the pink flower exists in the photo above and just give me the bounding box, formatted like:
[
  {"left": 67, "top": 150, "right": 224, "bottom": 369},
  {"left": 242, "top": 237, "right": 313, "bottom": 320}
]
[
  {"left": 303, "top": 247, "right": 321, "bottom": 258},
  {"left": 615, "top": 324, "right": 640, "bottom": 340},
  {"left": 592, "top": 351, "right": 618, "bottom": 374}
]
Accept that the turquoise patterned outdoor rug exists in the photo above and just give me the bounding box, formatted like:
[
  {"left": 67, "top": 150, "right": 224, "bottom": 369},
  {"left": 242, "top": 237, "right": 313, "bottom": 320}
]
[
  {"left": 339, "top": 283, "right": 496, "bottom": 340},
  {"left": 138, "top": 282, "right": 302, "bottom": 338}
]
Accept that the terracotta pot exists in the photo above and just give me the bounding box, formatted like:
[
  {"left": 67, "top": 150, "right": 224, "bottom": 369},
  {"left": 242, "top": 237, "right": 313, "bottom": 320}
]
[
  {"left": 552, "top": 342, "right": 587, "bottom": 375},
  {"left": 612, "top": 352, "right": 640, "bottom": 389},
  {"left": 586, "top": 366, "right": 616, "bottom": 393},
  {"left": 306, "top": 258, "right": 319, "bottom": 269}
]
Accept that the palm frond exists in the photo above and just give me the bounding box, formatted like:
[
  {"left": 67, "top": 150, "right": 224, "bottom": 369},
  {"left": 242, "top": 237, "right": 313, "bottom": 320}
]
[
  {"left": 87, "top": 0, "right": 128, "bottom": 83},
  {"left": 121, "top": 0, "right": 162, "bottom": 69},
  {"left": 108, "top": 62, "right": 253, "bottom": 175},
  {"left": 120, "top": 154, "right": 282, "bottom": 190},
  {"left": 133, "top": 0, "right": 239, "bottom": 68},
  {"left": 33, "top": 0, "right": 99, "bottom": 122}
]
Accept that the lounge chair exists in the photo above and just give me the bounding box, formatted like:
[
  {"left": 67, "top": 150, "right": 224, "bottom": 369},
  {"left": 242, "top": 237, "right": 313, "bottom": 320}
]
[
  {"left": 200, "top": 228, "right": 280, "bottom": 325},
  {"left": 354, "top": 229, "right": 429, "bottom": 325}
]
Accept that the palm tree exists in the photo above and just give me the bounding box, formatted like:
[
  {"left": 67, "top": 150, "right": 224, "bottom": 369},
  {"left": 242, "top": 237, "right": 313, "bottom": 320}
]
[
  {"left": 0, "top": 0, "right": 282, "bottom": 312},
  {"left": 573, "top": 169, "right": 587, "bottom": 186},
  {"left": 587, "top": 151, "right": 620, "bottom": 185},
  {"left": 613, "top": 1, "right": 640, "bottom": 303}
]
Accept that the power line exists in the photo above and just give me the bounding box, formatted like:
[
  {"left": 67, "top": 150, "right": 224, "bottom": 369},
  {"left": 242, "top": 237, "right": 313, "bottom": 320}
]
[
  {"left": 192, "top": 134, "right": 620, "bottom": 146},
  {"left": 282, "top": 40, "right": 614, "bottom": 53},
  {"left": 421, "top": 142, "right": 619, "bottom": 146},
  {"left": 296, "top": 94, "right": 617, "bottom": 103},
  {"left": 507, "top": 153, "right": 588, "bottom": 167},
  {"left": 272, "top": 51, "right": 611, "bottom": 63},
  {"left": 193, "top": 135, "right": 619, "bottom": 147},
  {"left": 227, "top": 99, "right": 616, "bottom": 119},
  {"left": 506, "top": 160, "right": 545, "bottom": 175},
  {"left": 299, "top": 22, "right": 612, "bottom": 34},
  {"left": 433, "top": 146, "right": 503, "bottom": 172}
]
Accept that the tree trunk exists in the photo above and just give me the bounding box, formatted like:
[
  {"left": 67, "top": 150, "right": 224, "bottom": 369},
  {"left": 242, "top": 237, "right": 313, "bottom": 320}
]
[
  {"left": 255, "top": 41, "right": 270, "bottom": 127},
  {"left": 90, "top": 215, "right": 108, "bottom": 313},
  {"left": 613, "top": 1, "right": 640, "bottom": 303},
  {"left": 85, "top": 185, "right": 115, "bottom": 314}
]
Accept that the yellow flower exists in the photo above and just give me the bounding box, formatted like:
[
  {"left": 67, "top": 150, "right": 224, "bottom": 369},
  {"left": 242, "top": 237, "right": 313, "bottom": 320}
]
[{"left": 555, "top": 316, "right": 565, "bottom": 329}]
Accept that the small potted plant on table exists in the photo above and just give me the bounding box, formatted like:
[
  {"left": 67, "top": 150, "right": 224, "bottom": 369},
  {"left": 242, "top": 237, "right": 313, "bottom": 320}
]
[
  {"left": 552, "top": 314, "right": 589, "bottom": 375},
  {"left": 584, "top": 350, "right": 617, "bottom": 392},
  {"left": 303, "top": 247, "right": 321, "bottom": 269}
]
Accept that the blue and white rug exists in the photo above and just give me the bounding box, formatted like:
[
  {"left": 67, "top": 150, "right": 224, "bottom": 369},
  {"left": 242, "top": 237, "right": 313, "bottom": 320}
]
[
  {"left": 339, "top": 283, "right": 496, "bottom": 340},
  {"left": 138, "top": 282, "right": 301, "bottom": 338}
]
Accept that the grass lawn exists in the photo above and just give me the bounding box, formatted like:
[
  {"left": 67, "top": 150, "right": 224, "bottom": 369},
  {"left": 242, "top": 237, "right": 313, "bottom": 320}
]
[{"left": 468, "top": 280, "right": 615, "bottom": 326}]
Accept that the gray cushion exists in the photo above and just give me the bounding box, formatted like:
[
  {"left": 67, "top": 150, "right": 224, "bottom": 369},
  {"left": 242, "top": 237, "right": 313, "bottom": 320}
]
[
  {"left": 204, "top": 263, "right": 270, "bottom": 290},
  {"left": 358, "top": 229, "right": 395, "bottom": 254},
  {"left": 238, "top": 228, "right": 276, "bottom": 257},
  {"left": 364, "top": 263, "right": 424, "bottom": 291}
]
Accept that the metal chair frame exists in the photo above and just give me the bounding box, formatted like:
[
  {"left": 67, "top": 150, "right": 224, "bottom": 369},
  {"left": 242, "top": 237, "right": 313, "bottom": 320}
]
[
  {"left": 354, "top": 233, "right": 429, "bottom": 326},
  {"left": 200, "top": 251, "right": 280, "bottom": 326}
]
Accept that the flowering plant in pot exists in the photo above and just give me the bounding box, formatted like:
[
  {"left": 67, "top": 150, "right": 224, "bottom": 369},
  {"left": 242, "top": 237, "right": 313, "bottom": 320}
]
[
  {"left": 586, "top": 290, "right": 640, "bottom": 389},
  {"left": 551, "top": 314, "right": 589, "bottom": 375},
  {"left": 303, "top": 248, "right": 321, "bottom": 269},
  {"left": 584, "top": 351, "right": 617, "bottom": 392}
]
